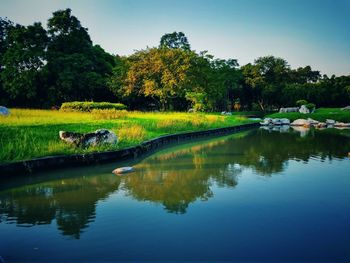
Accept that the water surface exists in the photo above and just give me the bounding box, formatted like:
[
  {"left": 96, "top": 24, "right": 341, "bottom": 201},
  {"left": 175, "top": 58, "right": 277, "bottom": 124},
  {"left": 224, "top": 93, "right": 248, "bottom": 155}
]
[{"left": 1, "top": 128, "right": 350, "bottom": 262}]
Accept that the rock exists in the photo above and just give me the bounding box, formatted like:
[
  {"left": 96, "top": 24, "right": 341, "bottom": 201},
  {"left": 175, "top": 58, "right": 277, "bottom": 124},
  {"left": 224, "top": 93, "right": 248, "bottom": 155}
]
[
  {"left": 326, "top": 119, "right": 336, "bottom": 125},
  {"left": 260, "top": 118, "right": 273, "bottom": 126},
  {"left": 272, "top": 119, "right": 283, "bottom": 125},
  {"left": 307, "top": 118, "right": 319, "bottom": 125},
  {"left": 0, "top": 106, "right": 9, "bottom": 116},
  {"left": 280, "top": 118, "right": 290, "bottom": 125},
  {"left": 340, "top": 106, "right": 350, "bottom": 111},
  {"left": 334, "top": 122, "right": 350, "bottom": 127},
  {"left": 112, "top": 166, "right": 135, "bottom": 175},
  {"left": 299, "top": 105, "right": 310, "bottom": 114},
  {"left": 291, "top": 119, "right": 310, "bottom": 126},
  {"left": 316, "top": 122, "right": 326, "bottom": 128},
  {"left": 59, "top": 129, "right": 118, "bottom": 148},
  {"left": 188, "top": 108, "right": 195, "bottom": 113},
  {"left": 279, "top": 107, "right": 299, "bottom": 113}
]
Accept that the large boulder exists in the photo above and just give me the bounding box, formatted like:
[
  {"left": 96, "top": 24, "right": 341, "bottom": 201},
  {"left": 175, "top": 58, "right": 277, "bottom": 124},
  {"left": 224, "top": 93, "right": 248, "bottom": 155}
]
[
  {"left": 0, "top": 106, "right": 9, "bottom": 116},
  {"left": 280, "top": 118, "right": 290, "bottom": 125},
  {"left": 59, "top": 129, "right": 118, "bottom": 148},
  {"left": 291, "top": 119, "right": 310, "bottom": 126},
  {"left": 299, "top": 105, "right": 310, "bottom": 114}
]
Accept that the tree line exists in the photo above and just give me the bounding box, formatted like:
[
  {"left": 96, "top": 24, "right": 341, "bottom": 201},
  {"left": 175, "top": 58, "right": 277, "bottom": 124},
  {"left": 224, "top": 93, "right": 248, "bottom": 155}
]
[{"left": 1, "top": 9, "right": 350, "bottom": 111}]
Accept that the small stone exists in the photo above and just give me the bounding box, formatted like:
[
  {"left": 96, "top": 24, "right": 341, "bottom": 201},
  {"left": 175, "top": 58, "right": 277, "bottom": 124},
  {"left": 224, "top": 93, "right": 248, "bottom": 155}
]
[
  {"left": 0, "top": 106, "right": 9, "bottom": 116},
  {"left": 112, "top": 166, "right": 135, "bottom": 175}
]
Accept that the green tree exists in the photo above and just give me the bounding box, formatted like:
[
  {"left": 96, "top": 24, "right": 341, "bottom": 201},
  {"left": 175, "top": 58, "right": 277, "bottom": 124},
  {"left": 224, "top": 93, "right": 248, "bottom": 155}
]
[
  {"left": 0, "top": 17, "right": 13, "bottom": 105},
  {"left": 1, "top": 22, "right": 48, "bottom": 106},
  {"left": 112, "top": 47, "right": 193, "bottom": 110},
  {"left": 46, "top": 9, "right": 115, "bottom": 105},
  {"left": 160, "top": 31, "right": 191, "bottom": 50}
]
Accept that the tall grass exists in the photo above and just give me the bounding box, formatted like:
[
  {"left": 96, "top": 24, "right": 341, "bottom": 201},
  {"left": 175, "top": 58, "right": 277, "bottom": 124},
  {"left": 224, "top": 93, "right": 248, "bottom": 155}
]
[{"left": 0, "top": 109, "right": 254, "bottom": 163}]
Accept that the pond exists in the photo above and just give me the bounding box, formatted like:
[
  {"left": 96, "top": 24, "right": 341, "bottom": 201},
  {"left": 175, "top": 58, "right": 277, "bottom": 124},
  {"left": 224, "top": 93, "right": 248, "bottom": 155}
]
[{"left": 0, "top": 127, "right": 350, "bottom": 262}]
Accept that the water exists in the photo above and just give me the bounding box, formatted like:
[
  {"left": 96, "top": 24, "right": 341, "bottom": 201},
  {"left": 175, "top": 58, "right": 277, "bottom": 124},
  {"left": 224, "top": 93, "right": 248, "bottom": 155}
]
[{"left": 1, "top": 128, "right": 350, "bottom": 262}]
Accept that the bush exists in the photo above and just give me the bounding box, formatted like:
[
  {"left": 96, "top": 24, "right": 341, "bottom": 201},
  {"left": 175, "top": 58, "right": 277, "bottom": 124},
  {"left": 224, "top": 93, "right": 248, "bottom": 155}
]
[
  {"left": 296, "top": 100, "right": 308, "bottom": 107},
  {"left": 305, "top": 103, "right": 316, "bottom": 111},
  {"left": 91, "top": 109, "right": 128, "bottom": 119},
  {"left": 60, "top": 101, "right": 127, "bottom": 112}
]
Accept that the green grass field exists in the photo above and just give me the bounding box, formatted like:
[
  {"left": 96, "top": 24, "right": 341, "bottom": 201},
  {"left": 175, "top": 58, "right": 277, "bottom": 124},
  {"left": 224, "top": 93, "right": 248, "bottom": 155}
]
[
  {"left": 0, "top": 109, "right": 255, "bottom": 164},
  {"left": 266, "top": 108, "right": 350, "bottom": 122}
]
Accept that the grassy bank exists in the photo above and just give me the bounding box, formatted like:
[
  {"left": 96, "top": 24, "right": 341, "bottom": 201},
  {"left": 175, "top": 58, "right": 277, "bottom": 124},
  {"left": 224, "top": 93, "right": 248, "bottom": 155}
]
[
  {"left": 266, "top": 108, "right": 350, "bottom": 122},
  {"left": 0, "top": 109, "right": 255, "bottom": 164}
]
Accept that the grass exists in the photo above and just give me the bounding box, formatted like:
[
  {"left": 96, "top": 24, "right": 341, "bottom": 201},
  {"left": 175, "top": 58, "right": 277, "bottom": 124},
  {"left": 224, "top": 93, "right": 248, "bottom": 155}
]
[
  {"left": 266, "top": 108, "right": 350, "bottom": 122},
  {"left": 0, "top": 109, "right": 256, "bottom": 164}
]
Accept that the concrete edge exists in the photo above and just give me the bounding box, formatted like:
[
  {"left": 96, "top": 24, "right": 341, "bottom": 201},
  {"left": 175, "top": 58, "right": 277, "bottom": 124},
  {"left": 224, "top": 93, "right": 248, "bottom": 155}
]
[{"left": 0, "top": 122, "right": 259, "bottom": 176}]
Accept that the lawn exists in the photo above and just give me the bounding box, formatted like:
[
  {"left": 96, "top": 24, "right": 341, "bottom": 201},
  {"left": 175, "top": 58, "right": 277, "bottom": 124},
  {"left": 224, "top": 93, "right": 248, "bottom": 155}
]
[
  {"left": 0, "top": 109, "right": 255, "bottom": 164},
  {"left": 266, "top": 108, "right": 350, "bottom": 122}
]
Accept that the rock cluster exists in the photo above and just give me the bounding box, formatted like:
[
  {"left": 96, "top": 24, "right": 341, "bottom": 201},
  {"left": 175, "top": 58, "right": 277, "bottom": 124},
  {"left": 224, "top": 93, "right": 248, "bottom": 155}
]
[
  {"left": 0, "top": 106, "right": 9, "bottom": 116},
  {"left": 260, "top": 118, "right": 350, "bottom": 129},
  {"left": 59, "top": 129, "right": 118, "bottom": 148},
  {"left": 260, "top": 118, "right": 290, "bottom": 126}
]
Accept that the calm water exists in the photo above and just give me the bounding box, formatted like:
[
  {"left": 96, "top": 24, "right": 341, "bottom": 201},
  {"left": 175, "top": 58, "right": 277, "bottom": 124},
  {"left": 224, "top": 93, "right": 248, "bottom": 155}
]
[{"left": 1, "top": 128, "right": 350, "bottom": 262}]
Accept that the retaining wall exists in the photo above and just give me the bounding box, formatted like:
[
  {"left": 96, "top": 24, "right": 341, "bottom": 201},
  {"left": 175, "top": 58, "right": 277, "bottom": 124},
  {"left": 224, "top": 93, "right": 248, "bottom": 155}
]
[{"left": 0, "top": 123, "right": 259, "bottom": 176}]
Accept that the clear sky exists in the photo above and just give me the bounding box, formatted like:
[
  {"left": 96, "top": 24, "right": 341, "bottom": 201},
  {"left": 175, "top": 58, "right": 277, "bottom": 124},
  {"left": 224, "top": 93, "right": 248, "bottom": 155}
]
[{"left": 1, "top": 0, "right": 350, "bottom": 76}]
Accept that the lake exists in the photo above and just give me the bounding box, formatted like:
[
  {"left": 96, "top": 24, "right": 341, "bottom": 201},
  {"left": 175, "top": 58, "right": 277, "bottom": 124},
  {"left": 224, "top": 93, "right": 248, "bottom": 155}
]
[{"left": 0, "top": 127, "right": 350, "bottom": 262}]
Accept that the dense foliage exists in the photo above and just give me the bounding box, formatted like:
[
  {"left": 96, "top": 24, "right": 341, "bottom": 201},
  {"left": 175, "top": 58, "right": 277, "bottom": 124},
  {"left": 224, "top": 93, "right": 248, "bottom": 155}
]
[{"left": 1, "top": 10, "right": 349, "bottom": 111}]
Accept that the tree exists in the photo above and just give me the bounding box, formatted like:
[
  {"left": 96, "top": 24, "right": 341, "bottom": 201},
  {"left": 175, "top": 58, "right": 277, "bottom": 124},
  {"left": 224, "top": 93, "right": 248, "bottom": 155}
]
[
  {"left": 160, "top": 31, "right": 191, "bottom": 50},
  {"left": 0, "top": 17, "right": 13, "bottom": 105},
  {"left": 111, "top": 47, "right": 194, "bottom": 110},
  {"left": 1, "top": 22, "right": 48, "bottom": 106},
  {"left": 46, "top": 9, "right": 115, "bottom": 105}
]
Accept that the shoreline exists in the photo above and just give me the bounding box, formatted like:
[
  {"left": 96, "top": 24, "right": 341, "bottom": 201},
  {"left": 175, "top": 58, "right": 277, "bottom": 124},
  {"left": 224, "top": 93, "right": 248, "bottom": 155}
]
[{"left": 0, "top": 122, "right": 259, "bottom": 176}]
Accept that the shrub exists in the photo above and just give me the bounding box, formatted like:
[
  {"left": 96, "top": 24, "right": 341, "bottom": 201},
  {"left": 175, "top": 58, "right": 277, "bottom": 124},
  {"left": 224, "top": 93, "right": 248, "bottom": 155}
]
[
  {"left": 296, "top": 100, "right": 308, "bottom": 107},
  {"left": 91, "top": 109, "right": 128, "bottom": 119},
  {"left": 60, "top": 101, "right": 127, "bottom": 112},
  {"left": 305, "top": 103, "right": 316, "bottom": 111}
]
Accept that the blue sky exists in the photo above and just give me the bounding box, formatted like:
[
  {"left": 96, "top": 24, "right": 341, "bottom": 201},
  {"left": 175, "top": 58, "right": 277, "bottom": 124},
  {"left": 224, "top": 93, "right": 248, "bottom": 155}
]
[{"left": 1, "top": 0, "right": 349, "bottom": 76}]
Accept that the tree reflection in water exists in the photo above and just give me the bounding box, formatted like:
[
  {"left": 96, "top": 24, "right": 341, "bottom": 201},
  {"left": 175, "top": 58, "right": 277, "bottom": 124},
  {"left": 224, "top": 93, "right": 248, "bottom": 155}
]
[{"left": 0, "top": 128, "right": 349, "bottom": 238}]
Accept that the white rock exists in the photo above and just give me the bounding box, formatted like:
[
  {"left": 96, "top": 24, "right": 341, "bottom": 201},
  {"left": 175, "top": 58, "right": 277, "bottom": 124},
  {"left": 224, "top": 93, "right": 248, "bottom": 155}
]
[
  {"left": 340, "top": 106, "right": 350, "bottom": 111},
  {"left": 290, "top": 119, "right": 310, "bottom": 126},
  {"left": 59, "top": 129, "right": 118, "bottom": 147},
  {"left": 299, "top": 105, "right": 310, "bottom": 114},
  {"left": 112, "top": 166, "right": 135, "bottom": 175},
  {"left": 307, "top": 118, "right": 319, "bottom": 125},
  {"left": 279, "top": 107, "right": 299, "bottom": 113},
  {"left": 334, "top": 122, "right": 350, "bottom": 127},
  {"left": 0, "top": 106, "right": 9, "bottom": 116},
  {"left": 326, "top": 119, "right": 336, "bottom": 125},
  {"left": 260, "top": 118, "right": 273, "bottom": 126},
  {"left": 280, "top": 118, "right": 290, "bottom": 125}
]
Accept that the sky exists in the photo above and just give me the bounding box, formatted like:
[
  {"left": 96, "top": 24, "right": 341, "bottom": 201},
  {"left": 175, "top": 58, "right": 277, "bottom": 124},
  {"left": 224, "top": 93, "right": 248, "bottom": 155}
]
[{"left": 1, "top": 0, "right": 350, "bottom": 76}]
